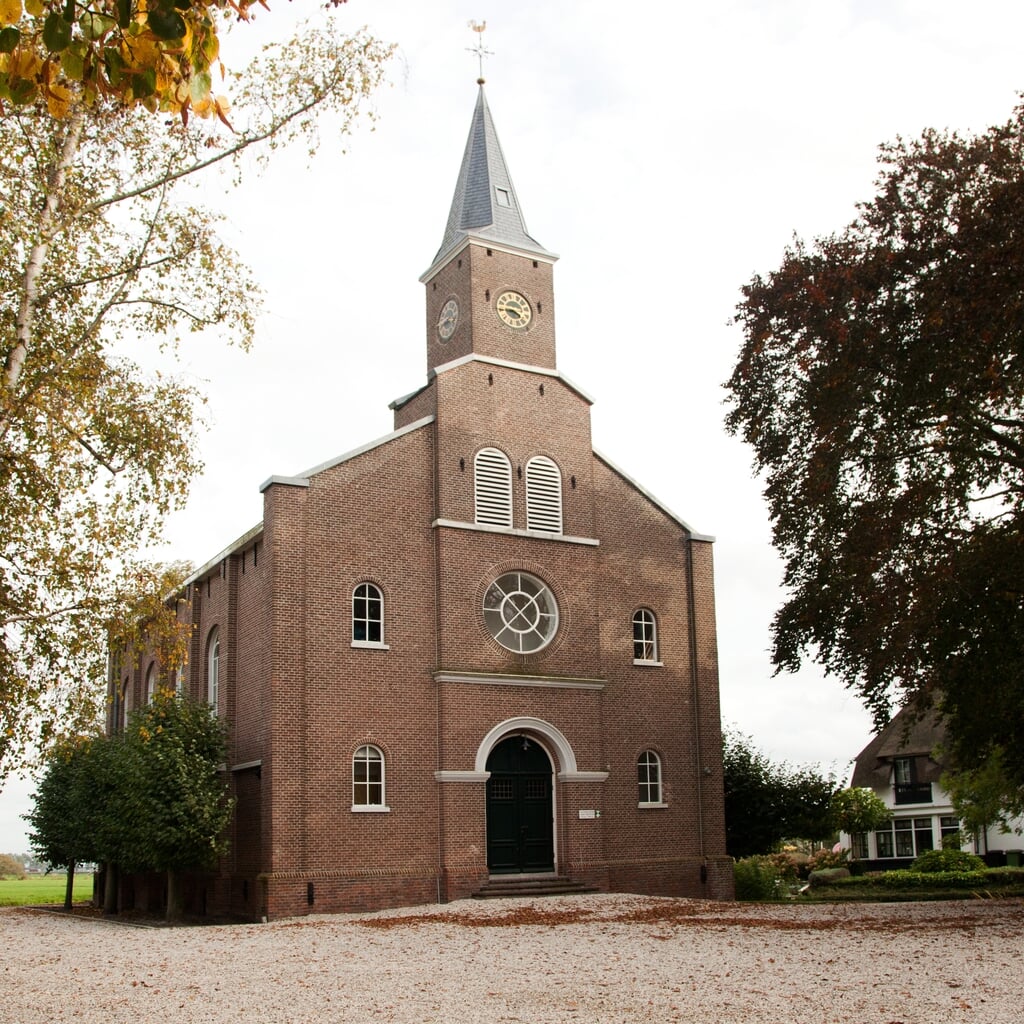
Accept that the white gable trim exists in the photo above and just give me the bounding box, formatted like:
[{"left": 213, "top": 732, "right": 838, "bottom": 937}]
[
  {"left": 260, "top": 416, "right": 436, "bottom": 493},
  {"left": 431, "top": 354, "right": 594, "bottom": 405},
  {"left": 593, "top": 449, "right": 715, "bottom": 542}
]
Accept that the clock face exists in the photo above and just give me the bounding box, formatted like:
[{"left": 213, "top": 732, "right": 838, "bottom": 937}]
[
  {"left": 496, "top": 290, "right": 532, "bottom": 330},
  {"left": 437, "top": 297, "right": 459, "bottom": 341}
]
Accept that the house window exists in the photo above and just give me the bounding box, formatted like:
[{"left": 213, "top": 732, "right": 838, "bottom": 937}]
[
  {"left": 525, "top": 456, "right": 563, "bottom": 533},
  {"left": 175, "top": 665, "right": 185, "bottom": 697},
  {"left": 475, "top": 448, "right": 513, "bottom": 527},
  {"left": 638, "top": 750, "right": 663, "bottom": 806},
  {"left": 146, "top": 664, "right": 157, "bottom": 704},
  {"left": 207, "top": 627, "right": 220, "bottom": 715},
  {"left": 913, "top": 817, "right": 935, "bottom": 854},
  {"left": 352, "top": 583, "right": 386, "bottom": 647},
  {"left": 893, "top": 756, "right": 932, "bottom": 804},
  {"left": 940, "top": 816, "right": 961, "bottom": 847},
  {"left": 633, "top": 608, "right": 659, "bottom": 663},
  {"left": 851, "top": 832, "right": 870, "bottom": 860},
  {"left": 894, "top": 757, "right": 913, "bottom": 785},
  {"left": 352, "top": 745, "right": 387, "bottom": 811},
  {"left": 483, "top": 571, "right": 559, "bottom": 653},
  {"left": 876, "top": 817, "right": 933, "bottom": 858}
]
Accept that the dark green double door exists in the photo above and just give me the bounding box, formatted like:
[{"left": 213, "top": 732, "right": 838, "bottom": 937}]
[{"left": 486, "top": 736, "right": 554, "bottom": 873}]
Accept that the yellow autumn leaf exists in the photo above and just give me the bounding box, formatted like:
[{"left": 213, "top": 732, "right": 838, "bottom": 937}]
[
  {"left": 46, "top": 81, "right": 71, "bottom": 118},
  {"left": 122, "top": 35, "right": 160, "bottom": 70},
  {"left": 10, "top": 46, "right": 40, "bottom": 78},
  {"left": 0, "top": 0, "right": 21, "bottom": 28},
  {"left": 23, "top": 0, "right": 40, "bottom": 15}
]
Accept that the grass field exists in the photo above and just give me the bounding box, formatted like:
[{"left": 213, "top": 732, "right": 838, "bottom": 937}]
[{"left": 0, "top": 873, "right": 93, "bottom": 906}]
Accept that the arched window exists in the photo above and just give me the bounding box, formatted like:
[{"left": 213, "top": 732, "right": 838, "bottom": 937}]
[
  {"left": 352, "top": 745, "right": 387, "bottom": 810},
  {"left": 632, "top": 608, "right": 659, "bottom": 663},
  {"left": 175, "top": 664, "right": 185, "bottom": 697},
  {"left": 525, "top": 455, "right": 563, "bottom": 533},
  {"left": 146, "top": 664, "right": 158, "bottom": 704},
  {"left": 352, "top": 583, "right": 384, "bottom": 646},
  {"left": 207, "top": 627, "right": 220, "bottom": 714},
  {"left": 638, "top": 750, "right": 663, "bottom": 806},
  {"left": 474, "top": 447, "right": 513, "bottom": 527}
]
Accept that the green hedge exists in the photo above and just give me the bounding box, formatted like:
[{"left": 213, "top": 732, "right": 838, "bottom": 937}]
[{"left": 812, "top": 866, "right": 1024, "bottom": 894}]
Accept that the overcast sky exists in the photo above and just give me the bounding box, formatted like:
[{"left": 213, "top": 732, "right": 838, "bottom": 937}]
[{"left": 4, "top": 0, "right": 1024, "bottom": 853}]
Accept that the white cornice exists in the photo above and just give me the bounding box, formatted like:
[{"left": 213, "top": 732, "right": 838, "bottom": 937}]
[
  {"left": 432, "top": 518, "right": 599, "bottom": 547},
  {"left": 435, "top": 671, "right": 605, "bottom": 690},
  {"left": 434, "top": 770, "right": 490, "bottom": 783},
  {"left": 559, "top": 771, "right": 609, "bottom": 783},
  {"left": 430, "top": 353, "right": 594, "bottom": 405},
  {"left": 420, "top": 235, "right": 558, "bottom": 284}
]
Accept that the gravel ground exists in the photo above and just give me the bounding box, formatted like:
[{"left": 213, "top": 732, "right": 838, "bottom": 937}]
[{"left": 2, "top": 894, "right": 1022, "bottom": 1023}]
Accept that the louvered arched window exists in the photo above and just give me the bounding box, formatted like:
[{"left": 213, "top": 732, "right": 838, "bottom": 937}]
[
  {"left": 525, "top": 455, "right": 563, "bottom": 533},
  {"left": 475, "top": 448, "right": 513, "bottom": 527}
]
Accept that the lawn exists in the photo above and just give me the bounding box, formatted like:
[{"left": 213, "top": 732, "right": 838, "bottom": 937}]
[{"left": 0, "top": 873, "right": 93, "bottom": 907}]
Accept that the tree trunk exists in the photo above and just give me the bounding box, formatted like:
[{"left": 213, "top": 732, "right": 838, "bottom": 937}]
[
  {"left": 64, "top": 860, "right": 76, "bottom": 911},
  {"left": 166, "top": 869, "right": 184, "bottom": 923},
  {"left": 7, "top": 109, "right": 84, "bottom": 390},
  {"left": 103, "top": 862, "right": 118, "bottom": 915}
]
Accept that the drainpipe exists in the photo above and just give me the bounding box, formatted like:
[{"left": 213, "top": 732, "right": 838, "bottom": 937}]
[{"left": 685, "top": 536, "right": 707, "bottom": 884}]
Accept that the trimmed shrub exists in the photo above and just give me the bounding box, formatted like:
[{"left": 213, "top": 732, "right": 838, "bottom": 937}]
[
  {"left": 877, "top": 869, "right": 987, "bottom": 889},
  {"left": 733, "top": 856, "right": 787, "bottom": 900},
  {"left": 808, "top": 867, "right": 851, "bottom": 887},
  {"left": 911, "top": 848, "right": 985, "bottom": 873}
]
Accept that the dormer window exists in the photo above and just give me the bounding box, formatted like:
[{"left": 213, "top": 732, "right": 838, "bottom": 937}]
[{"left": 495, "top": 187, "right": 511, "bottom": 208}]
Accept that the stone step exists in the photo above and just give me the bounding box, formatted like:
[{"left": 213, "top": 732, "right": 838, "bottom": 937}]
[{"left": 471, "top": 876, "right": 600, "bottom": 899}]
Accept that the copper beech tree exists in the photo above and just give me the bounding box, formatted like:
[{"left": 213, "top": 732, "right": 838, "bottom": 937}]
[
  {"left": 0, "top": 13, "right": 392, "bottom": 780},
  {"left": 726, "top": 101, "right": 1024, "bottom": 813}
]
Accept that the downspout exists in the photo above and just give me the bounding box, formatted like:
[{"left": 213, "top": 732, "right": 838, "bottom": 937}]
[
  {"left": 433, "top": 419, "right": 444, "bottom": 905},
  {"left": 685, "top": 535, "right": 707, "bottom": 883}
]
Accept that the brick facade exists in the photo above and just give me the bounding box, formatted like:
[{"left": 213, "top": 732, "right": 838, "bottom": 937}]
[{"left": 110, "top": 87, "right": 733, "bottom": 918}]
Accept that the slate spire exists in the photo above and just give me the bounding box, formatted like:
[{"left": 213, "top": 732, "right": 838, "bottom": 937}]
[{"left": 426, "top": 85, "right": 556, "bottom": 277}]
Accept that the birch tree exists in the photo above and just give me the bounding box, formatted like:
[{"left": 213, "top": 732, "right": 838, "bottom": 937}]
[{"left": 0, "top": 18, "right": 392, "bottom": 779}]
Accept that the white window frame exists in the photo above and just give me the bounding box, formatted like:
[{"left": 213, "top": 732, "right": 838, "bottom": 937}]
[
  {"left": 207, "top": 627, "right": 220, "bottom": 715},
  {"left": 632, "top": 608, "right": 661, "bottom": 665},
  {"left": 474, "top": 448, "right": 513, "bottom": 527},
  {"left": 483, "top": 571, "right": 559, "bottom": 654},
  {"left": 352, "top": 744, "right": 389, "bottom": 812},
  {"left": 352, "top": 582, "right": 389, "bottom": 650},
  {"left": 638, "top": 750, "right": 665, "bottom": 807},
  {"left": 146, "top": 664, "right": 157, "bottom": 704},
  {"left": 525, "top": 455, "right": 563, "bottom": 533}
]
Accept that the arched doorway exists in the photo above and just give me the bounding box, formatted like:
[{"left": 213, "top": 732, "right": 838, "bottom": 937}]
[{"left": 486, "top": 735, "right": 555, "bottom": 874}]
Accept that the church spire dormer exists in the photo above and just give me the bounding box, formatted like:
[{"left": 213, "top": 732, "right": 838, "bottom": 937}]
[
  {"left": 426, "top": 85, "right": 556, "bottom": 278},
  {"left": 421, "top": 84, "right": 559, "bottom": 376}
]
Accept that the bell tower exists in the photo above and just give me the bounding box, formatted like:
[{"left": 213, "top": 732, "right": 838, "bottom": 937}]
[{"left": 420, "top": 84, "right": 559, "bottom": 375}]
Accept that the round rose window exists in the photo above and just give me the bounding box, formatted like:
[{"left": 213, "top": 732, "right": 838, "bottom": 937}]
[{"left": 483, "top": 572, "right": 559, "bottom": 653}]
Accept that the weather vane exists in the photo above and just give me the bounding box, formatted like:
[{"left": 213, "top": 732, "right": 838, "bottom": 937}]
[{"left": 467, "top": 20, "right": 492, "bottom": 84}]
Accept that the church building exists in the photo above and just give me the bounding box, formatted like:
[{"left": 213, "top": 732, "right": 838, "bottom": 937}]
[{"left": 115, "top": 84, "right": 732, "bottom": 919}]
